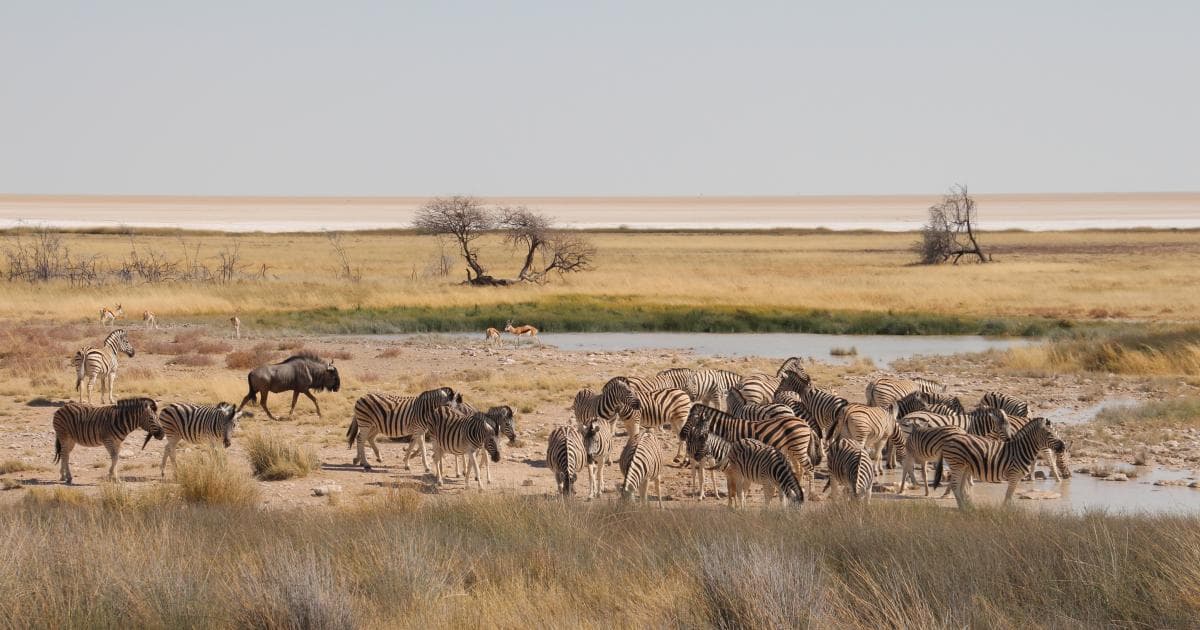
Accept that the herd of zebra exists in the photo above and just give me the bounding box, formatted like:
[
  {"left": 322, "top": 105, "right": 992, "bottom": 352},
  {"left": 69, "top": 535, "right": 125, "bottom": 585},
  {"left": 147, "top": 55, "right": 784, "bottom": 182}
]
[{"left": 50, "top": 327, "right": 1069, "bottom": 510}]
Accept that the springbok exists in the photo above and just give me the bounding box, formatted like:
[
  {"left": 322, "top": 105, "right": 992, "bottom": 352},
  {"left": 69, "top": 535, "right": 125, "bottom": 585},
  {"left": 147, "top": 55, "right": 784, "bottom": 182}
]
[
  {"left": 504, "top": 321, "right": 539, "bottom": 344},
  {"left": 485, "top": 327, "right": 501, "bottom": 346},
  {"left": 231, "top": 316, "right": 241, "bottom": 339},
  {"left": 100, "top": 304, "right": 124, "bottom": 326},
  {"left": 143, "top": 310, "right": 158, "bottom": 330}
]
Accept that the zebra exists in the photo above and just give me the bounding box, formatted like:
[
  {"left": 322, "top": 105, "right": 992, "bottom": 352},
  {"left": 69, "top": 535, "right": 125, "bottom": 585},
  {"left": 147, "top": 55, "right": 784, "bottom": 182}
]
[
  {"left": 824, "top": 437, "right": 874, "bottom": 501},
  {"left": 625, "top": 367, "right": 694, "bottom": 395},
  {"left": 865, "top": 376, "right": 943, "bottom": 409},
  {"left": 724, "top": 438, "right": 804, "bottom": 508},
  {"left": 934, "top": 417, "right": 1067, "bottom": 508},
  {"left": 897, "top": 423, "right": 968, "bottom": 496},
  {"left": 156, "top": 401, "right": 241, "bottom": 477},
  {"left": 902, "top": 408, "right": 1013, "bottom": 441},
  {"left": 346, "top": 387, "right": 463, "bottom": 472},
  {"left": 142, "top": 310, "right": 158, "bottom": 330},
  {"left": 429, "top": 408, "right": 504, "bottom": 489},
  {"left": 834, "top": 403, "right": 904, "bottom": 475},
  {"left": 617, "top": 430, "right": 663, "bottom": 506},
  {"left": 547, "top": 424, "right": 585, "bottom": 497},
  {"left": 685, "top": 422, "right": 732, "bottom": 500},
  {"left": 100, "top": 304, "right": 124, "bottom": 326},
  {"left": 726, "top": 388, "right": 796, "bottom": 423},
  {"left": 455, "top": 405, "right": 517, "bottom": 482},
  {"left": 686, "top": 369, "right": 744, "bottom": 409},
  {"left": 73, "top": 328, "right": 135, "bottom": 404},
  {"left": 733, "top": 373, "right": 782, "bottom": 405},
  {"left": 979, "top": 391, "right": 1031, "bottom": 418},
  {"left": 52, "top": 397, "right": 162, "bottom": 484},
  {"left": 679, "top": 404, "right": 819, "bottom": 490},
  {"left": 622, "top": 386, "right": 692, "bottom": 462},
  {"left": 1005, "top": 414, "right": 1071, "bottom": 481},
  {"left": 582, "top": 418, "right": 614, "bottom": 499},
  {"left": 774, "top": 357, "right": 809, "bottom": 381},
  {"left": 572, "top": 377, "right": 640, "bottom": 428}
]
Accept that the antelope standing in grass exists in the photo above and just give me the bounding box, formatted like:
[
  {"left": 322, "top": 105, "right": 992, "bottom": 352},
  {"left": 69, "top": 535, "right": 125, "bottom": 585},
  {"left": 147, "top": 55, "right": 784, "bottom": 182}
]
[
  {"left": 231, "top": 316, "right": 241, "bottom": 339},
  {"left": 142, "top": 310, "right": 158, "bottom": 330},
  {"left": 485, "top": 327, "right": 501, "bottom": 347},
  {"left": 504, "top": 321, "right": 538, "bottom": 344},
  {"left": 99, "top": 304, "right": 123, "bottom": 326}
]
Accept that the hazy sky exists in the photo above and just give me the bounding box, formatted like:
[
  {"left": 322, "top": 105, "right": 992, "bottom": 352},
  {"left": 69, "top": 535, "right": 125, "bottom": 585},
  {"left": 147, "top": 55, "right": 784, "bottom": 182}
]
[{"left": 1, "top": 2, "right": 1197, "bottom": 196}]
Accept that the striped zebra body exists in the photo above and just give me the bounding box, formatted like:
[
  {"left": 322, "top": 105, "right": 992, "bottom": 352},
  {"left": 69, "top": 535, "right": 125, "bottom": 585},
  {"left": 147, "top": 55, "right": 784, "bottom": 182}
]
[
  {"left": 52, "top": 398, "right": 162, "bottom": 484},
  {"left": 346, "top": 387, "right": 462, "bottom": 472},
  {"left": 774, "top": 357, "right": 810, "bottom": 381},
  {"left": 582, "top": 418, "right": 614, "bottom": 498},
  {"left": 617, "top": 430, "right": 663, "bottom": 506},
  {"left": 935, "top": 418, "right": 1067, "bottom": 508},
  {"left": 1006, "top": 414, "right": 1071, "bottom": 481},
  {"left": 865, "top": 376, "right": 943, "bottom": 409},
  {"left": 157, "top": 401, "right": 240, "bottom": 476},
  {"left": 572, "top": 378, "right": 640, "bottom": 427},
  {"left": 625, "top": 367, "right": 693, "bottom": 395},
  {"left": 734, "top": 373, "right": 782, "bottom": 405},
  {"left": 547, "top": 425, "right": 585, "bottom": 497},
  {"left": 725, "top": 438, "right": 804, "bottom": 507},
  {"left": 834, "top": 403, "right": 903, "bottom": 475},
  {"left": 895, "top": 390, "right": 965, "bottom": 420},
  {"left": 824, "top": 438, "right": 874, "bottom": 501},
  {"left": 625, "top": 387, "right": 692, "bottom": 462},
  {"left": 903, "top": 408, "right": 1013, "bottom": 440},
  {"left": 687, "top": 369, "right": 744, "bottom": 409},
  {"left": 726, "top": 388, "right": 795, "bottom": 423},
  {"left": 774, "top": 371, "right": 847, "bottom": 438},
  {"left": 979, "top": 391, "right": 1031, "bottom": 418},
  {"left": 74, "top": 329, "right": 134, "bottom": 404},
  {"left": 430, "top": 408, "right": 504, "bottom": 489},
  {"left": 685, "top": 427, "right": 731, "bottom": 500},
  {"left": 898, "top": 424, "right": 967, "bottom": 496},
  {"left": 680, "top": 404, "right": 817, "bottom": 490}
]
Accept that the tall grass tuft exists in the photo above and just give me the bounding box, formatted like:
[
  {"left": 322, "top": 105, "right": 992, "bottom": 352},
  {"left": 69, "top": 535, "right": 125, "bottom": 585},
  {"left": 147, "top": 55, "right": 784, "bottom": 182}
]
[
  {"left": 175, "top": 447, "right": 261, "bottom": 506},
  {"left": 244, "top": 431, "right": 320, "bottom": 480},
  {"left": 1004, "top": 326, "right": 1200, "bottom": 376}
]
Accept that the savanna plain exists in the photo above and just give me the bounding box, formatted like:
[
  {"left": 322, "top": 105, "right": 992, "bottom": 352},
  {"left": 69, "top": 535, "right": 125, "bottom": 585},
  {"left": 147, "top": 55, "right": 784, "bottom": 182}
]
[{"left": 2, "top": 227, "right": 1200, "bottom": 628}]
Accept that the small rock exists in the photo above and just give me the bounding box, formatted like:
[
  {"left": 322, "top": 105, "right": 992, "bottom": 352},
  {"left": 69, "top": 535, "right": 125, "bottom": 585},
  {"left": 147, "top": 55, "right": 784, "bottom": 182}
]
[
  {"left": 521, "top": 479, "right": 534, "bottom": 487},
  {"left": 1102, "top": 473, "right": 1128, "bottom": 482},
  {"left": 871, "top": 482, "right": 899, "bottom": 494},
  {"left": 1154, "top": 479, "right": 1190, "bottom": 487},
  {"left": 1075, "top": 466, "right": 1091, "bottom": 475},
  {"left": 1189, "top": 481, "right": 1200, "bottom": 489},
  {"left": 1017, "top": 490, "right": 1061, "bottom": 501},
  {"left": 312, "top": 484, "right": 343, "bottom": 497},
  {"left": 1034, "top": 470, "right": 1047, "bottom": 480}
]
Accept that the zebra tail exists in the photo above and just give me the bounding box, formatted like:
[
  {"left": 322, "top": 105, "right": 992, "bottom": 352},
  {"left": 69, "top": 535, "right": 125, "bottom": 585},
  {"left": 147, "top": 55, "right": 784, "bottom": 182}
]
[
  {"left": 931, "top": 456, "right": 945, "bottom": 489},
  {"left": 53, "top": 437, "right": 61, "bottom": 463},
  {"left": 346, "top": 418, "right": 358, "bottom": 448}
]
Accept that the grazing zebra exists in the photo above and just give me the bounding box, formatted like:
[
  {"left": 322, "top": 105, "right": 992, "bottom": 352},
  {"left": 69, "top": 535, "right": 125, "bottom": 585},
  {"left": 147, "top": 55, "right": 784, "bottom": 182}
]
[
  {"left": 73, "top": 329, "right": 135, "bottom": 404},
  {"left": 346, "top": 387, "right": 463, "bottom": 472},
  {"left": 572, "top": 377, "right": 640, "bottom": 428},
  {"left": 100, "top": 304, "right": 124, "bottom": 326},
  {"left": 1005, "top": 414, "right": 1071, "bottom": 480},
  {"left": 547, "top": 424, "right": 585, "bottom": 497},
  {"left": 617, "top": 430, "right": 663, "bottom": 506},
  {"left": 625, "top": 367, "right": 694, "bottom": 395},
  {"left": 156, "top": 401, "right": 241, "bottom": 476},
  {"left": 834, "top": 403, "right": 903, "bottom": 475},
  {"left": 979, "top": 391, "right": 1031, "bottom": 418},
  {"left": 504, "top": 321, "right": 539, "bottom": 344},
  {"left": 429, "top": 408, "right": 504, "bottom": 489},
  {"left": 865, "top": 376, "right": 943, "bottom": 409},
  {"left": 484, "top": 327, "right": 501, "bottom": 346},
  {"left": 624, "top": 386, "right": 692, "bottom": 462},
  {"left": 824, "top": 438, "right": 874, "bottom": 501},
  {"left": 686, "top": 369, "right": 744, "bottom": 409},
  {"left": 724, "top": 438, "right": 804, "bottom": 508},
  {"left": 685, "top": 424, "right": 731, "bottom": 500},
  {"left": 231, "top": 316, "right": 241, "bottom": 339},
  {"left": 680, "top": 404, "right": 818, "bottom": 490},
  {"left": 52, "top": 398, "right": 162, "bottom": 484},
  {"left": 934, "top": 418, "right": 1067, "bottom": 508},
  {"left": 898, "top": 424, "right": 967, "bottom": 496},
  {"left": 582, "top": 418, "right": 614, "bottom": 498},
  {"left": 142, "top": 310, "right": 158, "bottom": 330}
]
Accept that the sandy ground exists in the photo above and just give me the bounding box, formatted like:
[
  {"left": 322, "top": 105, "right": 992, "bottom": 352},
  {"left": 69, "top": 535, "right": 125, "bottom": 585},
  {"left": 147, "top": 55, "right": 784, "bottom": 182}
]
[
  {"left": 2, "top": 330, "right": 1195, "bottom": 510},
  {"left": 3, "top": 193, "right": 1199, "bottom": 231}
]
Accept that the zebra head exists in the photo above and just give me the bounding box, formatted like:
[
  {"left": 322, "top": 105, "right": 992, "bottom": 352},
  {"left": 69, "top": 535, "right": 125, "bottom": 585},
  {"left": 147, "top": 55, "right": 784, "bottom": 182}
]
[
  {"left": 582, "top": 420, "right": 603, "bottom": 459},
  {"left": 486, "top": 405, "right": 517, "bottom": 444},
  {"left": 125, "top": 398, "right": 163, "bottom": 447},
  {"left": 779, "top": 370, "right": 811, "bottom": 397},
  {"left": 107, "top": 329, "right": 135, "bottom": 357},
  {"left": 216, "top": 401, "right": 240, "bottom": 448}
]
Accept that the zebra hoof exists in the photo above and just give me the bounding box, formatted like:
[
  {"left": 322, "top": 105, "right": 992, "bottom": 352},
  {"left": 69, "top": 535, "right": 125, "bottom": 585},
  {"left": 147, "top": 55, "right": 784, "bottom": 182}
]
[{"left": 362, "top": 464, "right": 373, "bottom": 472}]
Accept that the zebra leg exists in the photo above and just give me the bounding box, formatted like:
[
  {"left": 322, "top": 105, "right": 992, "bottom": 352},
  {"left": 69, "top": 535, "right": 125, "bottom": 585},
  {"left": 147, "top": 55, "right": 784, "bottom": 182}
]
[
  {"left": 433, "top": 443, "right": 445, "bottom": 486},
  {"left": 1004, "top": 477, "right": 1019, "bottom": 504},
  {"left": 1046, "top": 449, "right": 1062, "bottom": 481},
  {"left": 356, "top": 428, "right": 372, "bottom": 471},
  {"left": 303, "top": 391, "right": 322, "bottom": 418},
  {"left": 588, "top": 462, "right": 597, "bottom": 498},
  {"left": 469, "top": 449, "right": 484, "bottom": 490},
  {"left": 59, "top": 440, "right": 74, "bottom": 484},
  {"left": 86, "top": 373, "right": 98, "bottom": 404},
  {"left": 107, "top": 372, "right": 117, "bottom": 404},
  {"left": 655, "top": 474, "right": 663, "bottom": 508},
  {"left": 673, "top": 438, "right": 686, "bottom": 464},
  {"left": 160, "top": 437, "right": 177, "bottom": 477},
  {"left": 105, "top": 440, "right": 121, "bottom": 481}
]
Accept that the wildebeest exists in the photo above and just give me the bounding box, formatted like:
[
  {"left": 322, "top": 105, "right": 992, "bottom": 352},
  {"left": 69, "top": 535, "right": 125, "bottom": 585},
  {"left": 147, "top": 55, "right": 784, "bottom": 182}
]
[{"left": 237, "top": 352, "right": 340, "bottom": 420}]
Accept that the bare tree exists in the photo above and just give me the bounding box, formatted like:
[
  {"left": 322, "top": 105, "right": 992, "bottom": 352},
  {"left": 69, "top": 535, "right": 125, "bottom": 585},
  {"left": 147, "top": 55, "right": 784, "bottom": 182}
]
[
  {"left": 530, "top": 233, "right": 596, "bottom": 282},
  {"left": 916, "top": 185, "right": 990, "bottom": 264},
  {"left": 499, "top": 206, "right": 553, "bottom": 281},
  {"left": 216, "top": 241, "right": 245, "bottom": 284},
  {"left": 325, "top": 231, "right": 362, "bottom": 282},
  {"left": 2, "top": 225, "right": 100, "bottom": 285},
  {"left": 413, "top": 196, "right": 495, "bottom": 282}
]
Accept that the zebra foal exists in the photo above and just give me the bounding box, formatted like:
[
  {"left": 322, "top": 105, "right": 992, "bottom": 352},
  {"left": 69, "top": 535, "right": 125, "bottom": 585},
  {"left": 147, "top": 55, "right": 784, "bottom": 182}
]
[
  {"left": 725, "top": 438, "right": 804, "bottom": 508},
  {"left": 685, "top": 424, "right": 731, "bottom": 500},
  {"left": 824, "top": 438, "right": 874, "bottom": 501},
  {"left": 53, "top": 397, "right": 163, "bottom": 484},
  {"left": 430, "top": 408, "right": 506, "bottom": 489},
  {"left": 617, "top": 430, "right": 663, "bottom": 506},
  {"left": 73, "top": 329, "right": 135, "bottom": 404},
  {"left": 156, "top": 401, "right": 241, "bottom": 477}
]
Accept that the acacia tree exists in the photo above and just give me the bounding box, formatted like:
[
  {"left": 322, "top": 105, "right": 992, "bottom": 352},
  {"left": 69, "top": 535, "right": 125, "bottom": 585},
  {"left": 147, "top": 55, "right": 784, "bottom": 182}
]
[
  {"left": 916, "top": 185, "right": 990, "bottom": 264},
  {"left": 413, "top": 196, "right": 496, "bottom": 283}
]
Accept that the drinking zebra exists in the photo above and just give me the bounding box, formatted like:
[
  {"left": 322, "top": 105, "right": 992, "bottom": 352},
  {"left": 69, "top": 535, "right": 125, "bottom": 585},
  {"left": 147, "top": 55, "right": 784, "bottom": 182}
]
[
  {"left": 429, "top": 408, "right": 505, "bottom": 489},
  {"left": 1005, "top": 413, "right": 1071, "bottom": 481},
  {"left": 52, "top": 398, "right": 162, "bottom": 484},
  {"left": 724, "top": 438, "right": 804, "bottom": 508},
  {"left": 617, "top": 430, "right": 663, "bottom": 506},
  {"left": 156, "top": 401, "right": 241, "bottom": 477},
  {"left": 933, "top": 417, "right": 1067, "bottom": 508},
  {"left": 547, "top": 424, "right": 585, "bottom": 497},
  {"left": 582, "top": 418, "right": 614, "bottom": 498},
  {"left": 824, "top": 437, "right": 874, "bottom": 501},
  {"left": 73, "top": 328, "right": 135, "bottom": 404},
  {"left": 346, "top": 387, "right": 463, "bottom": 472}
]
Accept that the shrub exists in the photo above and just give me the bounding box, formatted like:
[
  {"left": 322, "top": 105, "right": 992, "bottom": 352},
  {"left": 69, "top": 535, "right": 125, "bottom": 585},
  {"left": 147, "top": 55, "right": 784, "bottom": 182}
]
[
  {"left": 244, "top": 431, "right": 320, "bottom": 480},
  {"left": 175, "top": 448, "right": 260, "bottom": 506},
  {"left": 0, "top": 459, "right": 36, "bottom": 475},
  {"left": 226, "top": 342, "right": 279, "bottom": 369},
  {"left": 167, "top": 353, "right": 216, "bottom": 367}
]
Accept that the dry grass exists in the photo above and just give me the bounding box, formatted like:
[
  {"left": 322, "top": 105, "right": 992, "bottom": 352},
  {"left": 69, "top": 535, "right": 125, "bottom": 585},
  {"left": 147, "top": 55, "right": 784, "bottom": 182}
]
[
  {"left": 174, "top": 447, "right": 261, "bottom": 506},
  {"left": 225, "top": 342, "right": 281, "bottom": 370},
  {"left": 0, "top": 459, "right": 36, "bottom": 475},
  {"left": 1003, "top": 328, "right": 1200, "bottom": 376},
  {"left": 167, "top": 353, "right": 216, "bottom": 367},
  {"left": 2, "top": 229, "right": 1198, "bottom": 324},
  {"left": 244, "top": 431, "right": 321, "bottom": 480},
  {"left": 0, "top": 497, "right": 1197, "bottom": 627}
]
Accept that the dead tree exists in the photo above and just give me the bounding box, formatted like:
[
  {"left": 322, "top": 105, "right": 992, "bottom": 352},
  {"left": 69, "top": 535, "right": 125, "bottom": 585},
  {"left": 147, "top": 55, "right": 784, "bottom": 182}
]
[
  {"left": 325, "top": 231, "right": 362, "bottom": 282},
  {"left": 413, "top": 196, "right": 495, "bottom": 284},
  {"left": 499, "top": 206, "right": 552, "bottom": 281},
  {"left": 916, "top": 185, "right": 990, "bottom": 264}
]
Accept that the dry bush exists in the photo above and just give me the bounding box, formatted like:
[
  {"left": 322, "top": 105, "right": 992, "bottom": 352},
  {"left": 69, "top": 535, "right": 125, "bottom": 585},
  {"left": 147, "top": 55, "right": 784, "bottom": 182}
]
[
  {"left": 0, "top": 327, "right": 71, "bottom": 376},
  {"left": 175, "top": 448, "right": 260, "bottom": 506},
  {"left": 21, "top": 486, "right": 89, "bottom": 507},
  {"left": 244, "top": 431, "right": 320, "bottom": 480},
  {"left": 194, "top": 339, "right": 234, "bottom": 354},
  {"left": 226, "top": 342, "right": 280, "bottom": 370},
  {"left": 277, "top": 339, "right": 305, "bottom": 351},
  {"left": 326, "top": 348, "right": 354, "bottom": 361},
  {"left": 0, "top": 459, "right": 37, "bottom": 475},
  {"left": 167, "top": 353, "right": 216, "bottom": 367},
  {"left": 378, "top": 347, "right": 403, "bottom": 359}
]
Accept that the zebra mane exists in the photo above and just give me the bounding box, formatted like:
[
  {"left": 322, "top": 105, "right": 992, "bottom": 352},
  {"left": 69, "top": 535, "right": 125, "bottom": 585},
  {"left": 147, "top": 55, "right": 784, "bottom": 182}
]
[
  {"left": 116, "top": 397, "right": 155, "bottom": 410},
  {"left": 104, "top": 329, "right": 127, "bottom": 341}
]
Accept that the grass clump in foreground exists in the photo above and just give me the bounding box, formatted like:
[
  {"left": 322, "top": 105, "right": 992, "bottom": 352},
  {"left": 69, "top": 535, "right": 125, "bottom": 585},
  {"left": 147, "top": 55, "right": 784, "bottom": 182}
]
[
  {"left": 1003, "top": 326, "right": 1200, "bottom": 376},
  {"left": 0, "top": 497, "right": 1198, "bottom": 628},
  {"left": 174, "top": 447, "right": 261, "bottom": 506},
  {"left": 245, "top": 430, "right": 320, "bottom": 480}
]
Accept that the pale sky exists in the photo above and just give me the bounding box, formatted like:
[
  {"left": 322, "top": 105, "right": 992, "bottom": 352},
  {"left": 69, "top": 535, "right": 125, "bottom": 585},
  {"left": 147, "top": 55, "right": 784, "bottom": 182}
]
[{"left": 1, "top": 2, "right": 1197, "bottom": 196}]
